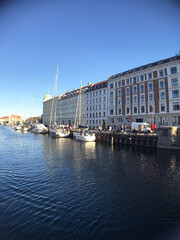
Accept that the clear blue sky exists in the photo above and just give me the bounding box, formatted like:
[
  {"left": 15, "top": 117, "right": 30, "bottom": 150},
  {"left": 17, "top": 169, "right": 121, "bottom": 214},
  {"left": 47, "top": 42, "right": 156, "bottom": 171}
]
[{"left": 0, "top": 0, "right": 179, "bottom": 119}]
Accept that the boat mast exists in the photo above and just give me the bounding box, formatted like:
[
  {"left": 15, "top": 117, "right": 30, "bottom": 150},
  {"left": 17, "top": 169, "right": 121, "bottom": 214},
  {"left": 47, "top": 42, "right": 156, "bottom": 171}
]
[{"left": 50, "top": 64, "right": 58, "bottom": 127}]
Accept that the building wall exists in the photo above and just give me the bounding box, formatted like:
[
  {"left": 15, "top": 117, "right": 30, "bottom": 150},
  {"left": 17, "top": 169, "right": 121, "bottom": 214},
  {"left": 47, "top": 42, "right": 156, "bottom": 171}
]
[
  {"left": 85, "top": 81, "right": 108, "bottom": 128},
  {"left": 107, "top": 57, "right": 180, "bottom": 127}
]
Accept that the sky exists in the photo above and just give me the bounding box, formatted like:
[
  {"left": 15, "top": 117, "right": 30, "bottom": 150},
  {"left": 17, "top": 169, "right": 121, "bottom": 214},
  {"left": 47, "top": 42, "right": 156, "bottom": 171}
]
[{"left": 0, "top": 0, "right": 179, "bottom": 119}]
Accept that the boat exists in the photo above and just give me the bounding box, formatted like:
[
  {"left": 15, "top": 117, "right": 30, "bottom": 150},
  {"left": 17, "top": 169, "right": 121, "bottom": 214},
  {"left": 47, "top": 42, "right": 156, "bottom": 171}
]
[
  {"left": 31, "top": 124, "right": 48, "bottom": 134},
  {"left": 14, "top": 125, "right": 22, "bottom": 131},
  {"left": 49, "top": 128, "right": 70, "bottom": 138},
  {"left": 49, "top": 65, "right": 70, "bottom": 138},
  {"left": 75, "top": 131, "right": 96, "bottom": 142}
]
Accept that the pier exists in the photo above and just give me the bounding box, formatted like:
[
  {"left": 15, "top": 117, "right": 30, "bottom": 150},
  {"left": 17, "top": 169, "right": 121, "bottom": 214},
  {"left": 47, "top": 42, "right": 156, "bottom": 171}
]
[
  {"left": 95, "top": 126, "right": 180, "bottom": 150},
  {"left": 96, "top": 132, "right": 158, "bottom": 148}
]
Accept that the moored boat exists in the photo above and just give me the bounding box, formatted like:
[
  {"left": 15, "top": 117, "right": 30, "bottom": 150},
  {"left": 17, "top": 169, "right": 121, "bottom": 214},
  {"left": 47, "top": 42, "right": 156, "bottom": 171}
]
[
  {"left": 31, "top": 124, "right": 48, "bottom": 134},
  {"left": 49, "top": 128, "right": 70, "bottom": 138},
  {"left": 75, "top": 132, "right": 96, "bottom": 142}
]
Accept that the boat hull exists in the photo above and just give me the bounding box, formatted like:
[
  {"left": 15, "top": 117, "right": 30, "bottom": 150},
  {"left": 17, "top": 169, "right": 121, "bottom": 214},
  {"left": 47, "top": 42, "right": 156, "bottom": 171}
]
[
  {"left": 75, "top": 134, "right": 96, "bottom": 142},
  {"left": 49, "top": 129, "right": 70, "bottom": 138}
]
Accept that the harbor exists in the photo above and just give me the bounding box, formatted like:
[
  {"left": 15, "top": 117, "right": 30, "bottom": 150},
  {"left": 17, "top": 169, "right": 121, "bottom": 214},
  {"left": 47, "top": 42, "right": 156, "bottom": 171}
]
[{"left": 0, "top": 125, "right": 180, "bottom": 240}]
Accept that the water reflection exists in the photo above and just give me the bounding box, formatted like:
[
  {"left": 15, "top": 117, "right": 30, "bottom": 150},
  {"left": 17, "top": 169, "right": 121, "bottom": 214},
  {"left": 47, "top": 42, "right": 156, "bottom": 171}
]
[
  {"left": 170, "top": 155, "right": 176, "bottom": 173},
  {"left": 1, "top": 126, "right": 180, "bottom": 240}
]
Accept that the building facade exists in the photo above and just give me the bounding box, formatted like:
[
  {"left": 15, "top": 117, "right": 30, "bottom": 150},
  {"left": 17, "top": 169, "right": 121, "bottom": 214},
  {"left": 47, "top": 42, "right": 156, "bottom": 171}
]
[
  {"left": 107, "top": 55, "right": 180, "bottom": 127},
  {"left": 84, "top": 80, "right": 108, "bottom": 128},
  {"left": 43, "top": 55, "right": 180, "bottom": 128},
  {"left": 43, "top": 85, "right": 89, "bottom": 126}
]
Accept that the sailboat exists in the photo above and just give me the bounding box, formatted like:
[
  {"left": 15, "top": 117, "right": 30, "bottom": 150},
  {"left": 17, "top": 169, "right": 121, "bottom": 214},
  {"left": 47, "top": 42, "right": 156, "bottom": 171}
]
[
  {"left": 49, "top": 65, "right": 70, "bottom": 138},
  {"left": 73, "top": 83, "right": 96, "bottom": 142}
]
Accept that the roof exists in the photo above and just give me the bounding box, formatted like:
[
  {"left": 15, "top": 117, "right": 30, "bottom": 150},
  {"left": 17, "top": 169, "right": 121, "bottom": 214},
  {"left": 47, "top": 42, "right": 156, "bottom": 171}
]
[
  {"left": 91, "top": 80, "right": 107, "bottom": 86},
  {"left": 109, "top": 55, "right": 180, "bottom": 80}
]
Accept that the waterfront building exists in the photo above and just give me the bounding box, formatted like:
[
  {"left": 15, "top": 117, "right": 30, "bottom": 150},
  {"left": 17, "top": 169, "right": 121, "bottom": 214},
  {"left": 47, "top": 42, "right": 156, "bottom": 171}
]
[
  {"left": 43, "top": 84, "right": 90, "bottom": 126},
  {"left": 107, "top": 55, "right": 180, "bottom": 127},
  {"left": 84, "top": 80, "right": 108, "bottom": 128},
  {"left": 0, "top": 115, "right": 22, "bottom": 125},
  {"left": 58, "top": 86, "right": 87, "bottom": 126}
]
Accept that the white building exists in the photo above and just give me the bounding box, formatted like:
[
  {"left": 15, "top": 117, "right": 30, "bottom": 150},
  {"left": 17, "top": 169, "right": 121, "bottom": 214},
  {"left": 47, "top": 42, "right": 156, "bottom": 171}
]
[
  {"left": 43, "top": 85, "right": 89, "bottom": 127},
  {"left": 85, "top": 80, "right": 108, "bottom": 128}
]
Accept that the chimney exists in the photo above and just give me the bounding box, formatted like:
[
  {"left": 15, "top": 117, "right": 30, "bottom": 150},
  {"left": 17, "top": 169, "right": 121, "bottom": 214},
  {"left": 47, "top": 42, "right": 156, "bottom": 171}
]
[
  {"left": 74, "top": 88, "right": 76, "bottom": 91},
  {"left": 88, "top": 82, "right": 91, "bottom": 86}
]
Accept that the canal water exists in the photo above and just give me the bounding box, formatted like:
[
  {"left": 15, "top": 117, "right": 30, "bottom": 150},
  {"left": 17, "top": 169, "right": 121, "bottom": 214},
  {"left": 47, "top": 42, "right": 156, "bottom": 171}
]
[{"left": 0, "top": 126, "right": 180, "bottom": 240}]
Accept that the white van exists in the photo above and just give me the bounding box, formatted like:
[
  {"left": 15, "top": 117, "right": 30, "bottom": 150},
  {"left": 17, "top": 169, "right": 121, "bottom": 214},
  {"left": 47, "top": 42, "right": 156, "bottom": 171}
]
[{"left": 131, "top": 122, "right": 151, "bottom": 133}]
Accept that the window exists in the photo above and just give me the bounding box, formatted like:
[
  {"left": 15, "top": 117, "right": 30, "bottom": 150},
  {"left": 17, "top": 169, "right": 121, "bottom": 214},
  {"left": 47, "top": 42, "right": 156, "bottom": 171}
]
[
  {"left": 160, "top": 91, "right": 165, "bottom": 100},
  {"left": 134, "top": 106, "right": 137, "bottom": 114},
  {"left": 87, "top": 100, "right": 89, "bottom": 104},
  {"left": 140, "top": 84, "right": 144, "bottom": 92},
  {"left": 99, "top": 90, "right": 101, "bottom": 95},
  {"left": 96, "top": 98, "right": 98, "bottom": 103},
  {"left": 126, "top": 96, "right": 130, "bottom": 105},
  {"left": 149, "top": 105, "right": 154, "bottom": 112},
  {"left": 126, "top": 79, "right": 130, "bottom": 85},
  {"left": 99, "top": 105, "right": 101, "bottom": 110},
  {"left": 149, "top": 93, "right": 154, "bottom": 102},
  {"left": 159, "top": 80, "right": 165, "bottom": 88},
  {"left": 140, "top": 75, "right": 144, "bottom": 82},
  {"left": 133, "top": 77, "right": 137, "bottom": 84},
  {"left": 126, "top": 107, "right": 130, "bottom": 114},
  {"left": 87, "top": 113, "right": 88, "bottom": 117},
  {"left": 118, "top": 81, "right": 122, "bottom": 87},
  {"left": 148, "top": 82, "right": 153, "bottom": 91},
  {"left": 103, "top": 104, "right": 106, "bottom": 109},
  {"left": 126, "top": 87, "right": 130, "bottom": 95},
  {"left": 93, "top": 92, "right": 95, "bottom": 96},
  {"left": 99, "top": 112, "right": 101, "bottom": 117},
  {"left": 96, "top": 112, "right": 98, "bottom": 117},
  {"left": 110, "top": 92, "right": 113, "bottom": 98},
  {"left": 90, "top": 93, "right": 92, "bottom": 97},
  {"left": 159, "top": 69, "right": 164, "bottom": 77},
  {"left": 110, "top": 100, "right": 114, "bottom": 107},
  {"left": 96, "top": 91, "right": 98, "bottom": 96},
  {"left": 170, "top": 66, "right": 177, "bottom": 74},
  {"left": 118, "top": 97, "right": 122, "bottom": 105},
  {"left": 110, "top": 109, "right": 114, "bottom": 115},
  {"left": 118, "top": 108, "right": 121, "bottom": 115},
  {"left": 148, "top": 73, "right": 152, "bottom": 80},
  {"left": 99, "top": 119, "right": 101, "bottom": 124},
  {"left": 110, "top": 83, "right": 113, "bottom": 89},
  {"left": 141, "top": 105, "right": 145, "bottom": 113},
  {"left": 117, "top": 89, "right": 121, "bottom": 96},
  {"left": 103, "top": 96, "right": 106, "bottom": 101},
  {"left": 140, "top": 94, "right": 145, "bottom": 103},
  {"left": 133, "top": 85, "right": 137, "bottom": 93},
  {"left": 171, "top": 78, "right": 179, "bottom": 86},
  {"left": 172, "top": 90, "right": 179, "bottom": 98},
  {"left": 133, "top": 95, "right": 137, "bottom": 104},
  {"left": 87, "top": 93, "right": 89, "bottom": 98},
  {"left": 173, "top": 102, "right": 180, "bottom": 111},
  {"left": 99, "top": 97, "right": 101, "bottom": 102},
  {"left": 103, "top": 89, "right": 106, "bottom": 94},
  {"left": 96, "top": 105, "right": 98, "bottom": 110},
  {"left": 160, "top": 103, "right": 166, "bottom": 112},
  {"left": 90, "top": 99, "right": 92, "bottom": 104},
  {"left": 93, "top": 98, "right": 95, "bottom": 103},
  {"left": 103, "top": 112, "right": 106, "bottom": 117}
]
